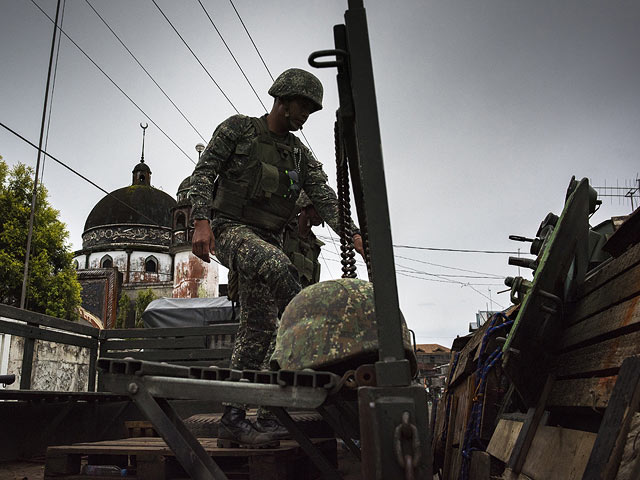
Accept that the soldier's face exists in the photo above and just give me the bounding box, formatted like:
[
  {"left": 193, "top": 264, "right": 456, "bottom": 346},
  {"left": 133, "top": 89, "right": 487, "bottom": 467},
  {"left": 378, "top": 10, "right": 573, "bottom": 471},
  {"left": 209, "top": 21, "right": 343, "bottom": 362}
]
[{"left": 286, "top": 97, "right": 315, "bottom": 130}]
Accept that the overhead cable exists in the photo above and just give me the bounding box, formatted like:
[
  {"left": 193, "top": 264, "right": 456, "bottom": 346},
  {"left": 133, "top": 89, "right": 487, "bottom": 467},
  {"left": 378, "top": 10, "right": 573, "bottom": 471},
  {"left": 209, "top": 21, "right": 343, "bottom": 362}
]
[
  {"left": 30, "top": 0, "right": 195, "bottom": 165},
  {"left": 394, "top": 244, "right": 520, "bottom": 254},
  {"left": 151, "top": 0, "right": 239, "bottom": 114},
  {"left": 84, "top": 0, "right": 207, "bottom": 142},
  {"left": 227, "top": 0, "right": 316, "bottom": 157},
  {"left": 41, "top": 0, "right": 67, "bottom": 185},
  {"left": 320, "top": 235, "right": 506, "bottom": 278},
  {"left": 197, "top": 0, "right": 267, "bottom": 112},
  {"left": 228, "top": 0, "right": 274, "bottom": 82}
]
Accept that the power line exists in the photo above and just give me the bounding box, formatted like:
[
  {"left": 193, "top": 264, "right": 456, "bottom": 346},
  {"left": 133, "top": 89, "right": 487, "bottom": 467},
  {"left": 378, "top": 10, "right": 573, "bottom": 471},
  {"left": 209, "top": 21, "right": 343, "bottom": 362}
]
[
  {"left": 319, "top": 233, "right": 521, "bottom": 256},
  {"left": 151, "top": 0, "right": 239, "bottom": 114},
  {"left": 2, "top": 122, "right": 162, "bottom": 226},
  {"left": 394, "top": 254, "right": 504, "bottom": 278},
  {"left": 228, "top": 0, "right": 274, "bottom": 82},
  {"left": 226, "top": 0, "right": 317, "bottom": 157},
  {"left": 84, "top": 0, "right": 207, "bottom": 143},
  {"left": 394, "top": 244, "right": 520, "bottom": 254},
  {"left": 320, "top": 235, "right": 507, "bottom": 278},
  {"left": 197, "top": 0, "right": 267, "bottom": 113},
  {"left": 40, "top": 0, "right": 66, "bottom": 185},
  {"left": 30, "top": 0, "right": 195, "bottom": 165}
]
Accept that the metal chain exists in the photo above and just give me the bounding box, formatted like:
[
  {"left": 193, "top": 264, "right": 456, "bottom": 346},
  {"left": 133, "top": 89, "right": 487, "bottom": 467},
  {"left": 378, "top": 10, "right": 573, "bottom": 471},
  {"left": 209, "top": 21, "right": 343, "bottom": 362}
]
[
  {"left": 393, "top": 411, "right": 421, "bottom": 480},
  {"left": 334, "top": 113, "right": 357, "bottom": 278}
]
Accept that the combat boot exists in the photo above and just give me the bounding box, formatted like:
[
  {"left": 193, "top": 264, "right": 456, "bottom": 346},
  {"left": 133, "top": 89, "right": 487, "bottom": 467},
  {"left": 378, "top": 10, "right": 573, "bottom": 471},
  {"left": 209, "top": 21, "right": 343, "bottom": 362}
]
[
  {"left": 254, "top": 416, "right": 292, "bottom": 440},
  {"left": 217, "top": 406, "right": 280, "bottom": 448}
]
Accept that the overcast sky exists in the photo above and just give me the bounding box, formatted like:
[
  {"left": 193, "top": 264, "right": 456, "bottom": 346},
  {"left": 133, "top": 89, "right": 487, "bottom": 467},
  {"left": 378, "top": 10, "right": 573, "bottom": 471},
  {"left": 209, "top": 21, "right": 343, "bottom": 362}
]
[{"left": 1, "top": 0, "right": 639, "bottom": 346}]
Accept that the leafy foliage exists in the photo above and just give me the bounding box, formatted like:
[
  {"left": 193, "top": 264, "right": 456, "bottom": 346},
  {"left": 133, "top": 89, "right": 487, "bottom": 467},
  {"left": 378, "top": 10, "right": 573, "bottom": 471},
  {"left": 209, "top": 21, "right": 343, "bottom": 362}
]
[
  {"left": 0, "top": 158, "right": 81, "bottom": 319},
  {"left": 134, "top": 288, "right": 156, "bottom": 328},
  {"left": 116, "top": 292, "right": 131, "bottom": 329}
]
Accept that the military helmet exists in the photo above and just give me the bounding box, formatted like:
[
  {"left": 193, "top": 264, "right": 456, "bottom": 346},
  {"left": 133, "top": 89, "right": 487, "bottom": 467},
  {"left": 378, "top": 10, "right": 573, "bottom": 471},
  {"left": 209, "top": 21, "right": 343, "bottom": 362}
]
[
  {"left": 271, "top": 278, "right": 417, "bottom": 374},
  {"left": 268, "top": 68, "right": 323, "bottom": 112}
]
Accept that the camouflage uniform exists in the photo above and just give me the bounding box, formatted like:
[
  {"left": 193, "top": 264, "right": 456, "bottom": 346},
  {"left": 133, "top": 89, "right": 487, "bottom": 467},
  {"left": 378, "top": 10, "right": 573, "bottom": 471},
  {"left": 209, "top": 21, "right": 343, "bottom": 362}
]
[{"left": 189, "top": 114, "right": 355, "bottom": 388}]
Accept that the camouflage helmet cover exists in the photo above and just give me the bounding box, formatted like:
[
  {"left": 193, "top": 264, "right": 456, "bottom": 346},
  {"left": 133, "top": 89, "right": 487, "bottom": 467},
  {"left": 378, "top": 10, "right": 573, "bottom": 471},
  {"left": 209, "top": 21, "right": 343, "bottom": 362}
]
[
  {"left": 271, "top": 278, "right": 417, "bottom": 374},
  {"left": 268, "top": 68, "right": 323, "bottom": 112}
]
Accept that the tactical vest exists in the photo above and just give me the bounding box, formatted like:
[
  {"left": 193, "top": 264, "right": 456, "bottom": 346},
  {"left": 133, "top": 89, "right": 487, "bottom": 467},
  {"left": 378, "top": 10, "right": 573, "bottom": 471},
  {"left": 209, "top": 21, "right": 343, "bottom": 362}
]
[
  {"left": 283, "top": 229, "right": 323, "bottom": 287},
  {"left": 212, "top": 117, "right": 305, "bottom": 231}
]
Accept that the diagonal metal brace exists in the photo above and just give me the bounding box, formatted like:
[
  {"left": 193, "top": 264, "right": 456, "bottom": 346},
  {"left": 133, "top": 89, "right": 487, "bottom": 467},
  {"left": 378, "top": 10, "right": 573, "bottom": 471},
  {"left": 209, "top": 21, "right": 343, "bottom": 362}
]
[
  {"left": 270, "top": 406, "right": 343, "bottom": 480},
  {"left": 127, "top": 380, "right": 228, "bottom": 480}
]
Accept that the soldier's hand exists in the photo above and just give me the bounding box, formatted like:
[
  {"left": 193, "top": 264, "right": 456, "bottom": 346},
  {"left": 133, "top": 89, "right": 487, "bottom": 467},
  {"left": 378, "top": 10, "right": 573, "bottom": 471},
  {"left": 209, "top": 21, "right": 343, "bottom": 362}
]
[
  {"left": 192, "top": 219, "right": 215, "bottom": 263},
  {"left": 353, "top": 233, "right": 365, "bottom": 259}
]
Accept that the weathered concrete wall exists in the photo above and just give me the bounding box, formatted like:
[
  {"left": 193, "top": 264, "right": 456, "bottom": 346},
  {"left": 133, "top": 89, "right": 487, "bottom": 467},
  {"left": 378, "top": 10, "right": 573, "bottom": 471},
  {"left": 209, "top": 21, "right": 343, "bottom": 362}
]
[
  {"left": 129, "top": 251, "right": 172, "bottom": 283},
  {"left": 88, "top": 250, "right": 127, "bottom": 271},
  {"left": 122, "top": 281, "right": 174, "bottom": 301},
  {"left": 173, "top": 250, "right": 219, "bottom": 298},
  {"left": 6, "top": 336, "right": 90, "bottom": 391}
]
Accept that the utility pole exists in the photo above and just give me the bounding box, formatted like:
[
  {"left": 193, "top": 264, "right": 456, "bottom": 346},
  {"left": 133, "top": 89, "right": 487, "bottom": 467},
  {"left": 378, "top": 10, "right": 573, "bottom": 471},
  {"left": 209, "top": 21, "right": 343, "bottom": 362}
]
[{"left": 20, "top": 0, "right": 63, "bottom": 309}]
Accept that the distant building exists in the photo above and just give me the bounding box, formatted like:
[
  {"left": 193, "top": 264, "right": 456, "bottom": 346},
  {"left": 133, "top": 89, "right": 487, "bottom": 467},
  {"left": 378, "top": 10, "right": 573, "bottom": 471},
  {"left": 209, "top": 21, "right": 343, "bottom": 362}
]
[
  {"left": 469, "top": 310, "right": 500, "bottom": 332},
  {"left": 415, "top": 343, "right": 451, "bottom": 398},
  {"left": 73, "top": 143, "right": 219, "bottom": 327}
]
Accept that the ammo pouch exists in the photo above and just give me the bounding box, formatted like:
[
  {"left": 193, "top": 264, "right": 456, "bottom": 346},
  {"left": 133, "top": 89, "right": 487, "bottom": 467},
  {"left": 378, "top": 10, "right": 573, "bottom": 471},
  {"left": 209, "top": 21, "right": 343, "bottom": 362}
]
[{"left": 284, "top": 234, "right": 322, "bottom": 285}]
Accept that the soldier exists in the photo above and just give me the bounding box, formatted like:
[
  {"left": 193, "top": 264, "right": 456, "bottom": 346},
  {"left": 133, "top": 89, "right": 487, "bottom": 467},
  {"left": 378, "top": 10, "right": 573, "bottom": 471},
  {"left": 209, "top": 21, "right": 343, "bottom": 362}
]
[
  {"left": 282, "top": 192, "right": 324, "bottom": 288},
  {"left": 189, "top": 68, "right": 364, "bottom": 446}
]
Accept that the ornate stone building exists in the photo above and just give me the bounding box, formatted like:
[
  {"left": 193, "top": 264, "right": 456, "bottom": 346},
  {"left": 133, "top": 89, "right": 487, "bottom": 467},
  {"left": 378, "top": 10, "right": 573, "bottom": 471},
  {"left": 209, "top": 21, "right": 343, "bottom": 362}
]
[{"left": 73, "top": 150, "right": 219, "bottom": 327}]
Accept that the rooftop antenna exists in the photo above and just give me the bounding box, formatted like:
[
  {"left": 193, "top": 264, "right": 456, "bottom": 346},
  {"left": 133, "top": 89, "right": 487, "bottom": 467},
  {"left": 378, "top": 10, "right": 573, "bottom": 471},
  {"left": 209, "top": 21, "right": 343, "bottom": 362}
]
[
  {"left": 140, "top": 122, "right": 148, "bottom": 162},
  {"left": 593, "top": 176, "right": 640, "bottom": 213}
]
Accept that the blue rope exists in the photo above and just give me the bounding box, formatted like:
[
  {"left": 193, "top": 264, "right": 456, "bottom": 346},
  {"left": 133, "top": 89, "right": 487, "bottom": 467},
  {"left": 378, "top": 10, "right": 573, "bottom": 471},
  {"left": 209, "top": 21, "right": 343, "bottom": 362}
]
[{"left": 459, "top": 312, "right": 514, "bottom": 480}]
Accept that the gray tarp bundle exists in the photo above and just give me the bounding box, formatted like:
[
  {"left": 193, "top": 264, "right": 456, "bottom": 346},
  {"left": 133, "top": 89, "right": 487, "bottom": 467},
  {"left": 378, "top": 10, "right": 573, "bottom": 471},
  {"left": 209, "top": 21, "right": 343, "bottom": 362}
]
[{"left": 142, "top": 297, "right": 235, "bottom": 328}]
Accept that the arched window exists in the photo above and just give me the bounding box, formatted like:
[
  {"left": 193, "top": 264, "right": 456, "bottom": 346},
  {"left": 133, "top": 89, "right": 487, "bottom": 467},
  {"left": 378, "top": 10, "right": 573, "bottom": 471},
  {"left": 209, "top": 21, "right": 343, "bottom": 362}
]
[
  {"left": 175, "top": 212, "right": 186, "bottom": 230},
  {"left": 100, "top": 255, "right": 113, "bottom": 268},
  {"left": 145, "top": 256, "right": 158, "bottom": 273}
]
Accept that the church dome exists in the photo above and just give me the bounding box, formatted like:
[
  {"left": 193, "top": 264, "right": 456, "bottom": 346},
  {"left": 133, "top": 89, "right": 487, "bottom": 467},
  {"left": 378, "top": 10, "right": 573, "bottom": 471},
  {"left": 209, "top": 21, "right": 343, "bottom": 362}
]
[{"left": 84, "top": 185, "right": 177, "bottom": 231}]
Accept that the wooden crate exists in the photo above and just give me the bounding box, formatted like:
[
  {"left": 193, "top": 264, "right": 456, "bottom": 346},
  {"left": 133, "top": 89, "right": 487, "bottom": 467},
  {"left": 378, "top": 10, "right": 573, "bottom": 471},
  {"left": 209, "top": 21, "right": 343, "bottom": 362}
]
[{"left": 45, "top": 437, "right": 337, "bottom": 480}]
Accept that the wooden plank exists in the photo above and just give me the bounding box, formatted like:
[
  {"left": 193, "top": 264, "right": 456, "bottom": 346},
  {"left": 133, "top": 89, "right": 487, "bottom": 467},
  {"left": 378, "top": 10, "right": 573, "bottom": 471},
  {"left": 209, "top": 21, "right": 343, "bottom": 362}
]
[
  {"left": 0, "top": 303, "right": 98, "bottom": 336},
  {"left": 561, "top": 296, "right": 640, "bottom": 350},
  {"left": 583, "top": 356, "right": 640, "bottom": 480},
  {"left": 555, "top": 329, "right": 640, "bottom": 378},
  {"left": 615, "top": 412, "right": 640, "bottom": 480},
  {"left": 487, "top": 419, "right": 523, "bottom": 463},
  {"left": 469, "top": 450, "right": 490, "bottom": 480},
  {"left": 0, "top": 318, "right": 97, "bottom": 348},
  {"left": 442, "top": 396, "right": 458, "bottom": 480},
  {"left": 581, "top": 241, "right": 640, "bottom": 299},
  {"left": 102, "top": 348, "right": 233, "bottom": 361},
  {"left": 103, "top": 336, "right": 206, "bottom": 351},
  {"left": 547, "top": 376, "right": 617, "bottom": 409},
  {"left": 47, "top": 438, "right": 334, "bottom": 457},
  {"left": 508, "top": 375, "right": 554, "bottom": 473},
  {"left": 602, "top": 209, "right": 640, "bottom": 258},
  {"left": 520, "top": 426, "right": 596, "bottom": 480},
  {"left": 570, "top": 264, "right": 640, "bottom": 325},
  {"left": 19, "top": 335, "right": 35, "bottom": 389},
  {"left": 100, "top": 323, "right": 239, "bottom": 339}
]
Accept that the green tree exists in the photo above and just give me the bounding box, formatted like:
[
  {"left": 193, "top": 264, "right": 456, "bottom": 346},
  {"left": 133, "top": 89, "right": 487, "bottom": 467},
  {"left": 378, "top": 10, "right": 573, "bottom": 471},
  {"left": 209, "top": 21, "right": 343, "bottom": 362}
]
[
  {"left": 116, "top": 292, "right": 131, "bottom": 329},
  {"left": 134, "top": 288, "right": 156, "bottom": 328},
  {"left": 0, "top": 158, "right": 81, "bottom": 319}
]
